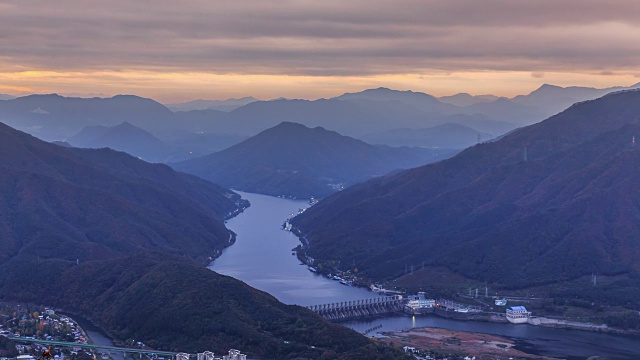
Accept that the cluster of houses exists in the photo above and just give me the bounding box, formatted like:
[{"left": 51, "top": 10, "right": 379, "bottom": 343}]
[
  {"left": 180, "top": 350, "right": 247, "bottom": 360},
  {"left": 403, "top": 292, "right": 531, "bottom": 324},
  {"left": 4, "top": 309, "right": 86, "bottom": 344}
]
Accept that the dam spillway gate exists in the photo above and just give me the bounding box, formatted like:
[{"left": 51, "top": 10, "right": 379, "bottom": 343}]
[{"left": 305, "top": 295, "right": 404, "bottom": 321}]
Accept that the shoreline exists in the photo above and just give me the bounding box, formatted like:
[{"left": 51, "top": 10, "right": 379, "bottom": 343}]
[
  {"left": 335, "top": 310, "right": 640, "bottom": 338},
  {"left": 289, "top": 228, "right": 640, "bottom": 339},
  {"left": 380, "top": 327, "right": 561, "bottom": 360}
]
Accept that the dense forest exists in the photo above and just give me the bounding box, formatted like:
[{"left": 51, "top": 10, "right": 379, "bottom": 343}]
[
  {"left": 0, "top": 122, "right": 409, "bottom": 359},
  {"left": 0, "top": 253, "right": 410, "bottom": 359},
  {"left": 292, "top": 90, "right": 640, "bottom": 296},
  {"left": 173, "top": 122, "right": 455, "bottom": 198}
]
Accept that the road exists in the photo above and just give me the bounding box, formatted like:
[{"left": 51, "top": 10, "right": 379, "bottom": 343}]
[{"left": 6, "top": 337, "right": 178, "bottom": 357}]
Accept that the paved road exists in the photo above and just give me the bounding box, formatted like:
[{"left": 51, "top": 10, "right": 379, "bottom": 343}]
[{"left": 6, "top": 337, "right": 178, "bottom": 357}]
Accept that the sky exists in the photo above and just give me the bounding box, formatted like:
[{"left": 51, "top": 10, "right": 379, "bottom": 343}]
[{"left": 1, "top": 0, "right": 640, "bottom": 103}]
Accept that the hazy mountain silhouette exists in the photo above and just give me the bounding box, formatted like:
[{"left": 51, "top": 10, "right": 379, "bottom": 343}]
[
  {"left": 209, "top": 97, "right": 514, "bottom": 138},
  {"left": 0, "top": 121, "right": 403, "bottom": 359},
  {"left": 7, "top": 85, "right": 639, "bottom": 153},
  {"left": 67, "top": 122, "right": 176, "bottom": 163},
  {"left": 459, "top": 97, "right": 546, "bottom": 125},
  {"left": 335, "top": 87, "right": 460, "bottom": 114},
  {"left": 335, "top": 87, "right": 535, "bottom": 129},
  {"left": 0, "top": 94, "right": 177, "bottom": 141},
  {"left": 172, "top": 109, "right": 228, "bottom": 133},
  {"left": 361, "top": 123, "right": 491, "bottom": 149},
  {"left": 0, "top": 94, "right": 15, "bottom": 101},
  {"left": 1, "top": 92, "right": 520, "bottom": 148},
  {"left": 51, "top": 140, "right": 73, "bottom": 147},
  {"left": 172, "top": 122, "right": 457, "bottom": 198},
  {"left": 438, "top": 93, "right": 500, "bottom": 107},
  {"left": 292, "top": 89, "right": 640, "bottom": 288},
  {"left": 432, "top": 113, "right": 517, "bottom": 135},
  {"left": 219, "top": 98, "right": 426, "bottom": 136},
  {"left": 513, "top": 82, "right": 640, "bottom": 117},
  {"left": 166, "top": 97, "right": 258, "bottom": 112},
  {"left": 68, "top": 121, "right": 248, "bottom": 163},
  {"left": 164, "top": 131, "right": 248, "bottom": 158}
]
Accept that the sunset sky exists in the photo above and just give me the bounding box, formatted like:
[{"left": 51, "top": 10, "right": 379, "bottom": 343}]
[{"left": 1, "top": 0, "right": 640, "bottom": 102}]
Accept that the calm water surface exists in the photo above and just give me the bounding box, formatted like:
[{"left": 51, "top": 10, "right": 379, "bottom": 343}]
[
  {"left": 211, "top": 192, "right": 640, "bottom": 360},
  {"left": 209, "top": 191, "right": 380, "bottom": 306}
]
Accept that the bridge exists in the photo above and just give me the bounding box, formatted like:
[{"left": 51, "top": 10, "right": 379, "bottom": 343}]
[
  {"left": 6, "top": 337, "right": 179, "bottom": 358},
  {"left": 306, "top": 295, "right": 404, "bottom": 321}
]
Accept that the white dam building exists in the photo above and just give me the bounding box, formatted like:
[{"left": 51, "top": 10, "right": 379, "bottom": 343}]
[{"left": 506, "top": 306, "right": 531, "bottom": 324}]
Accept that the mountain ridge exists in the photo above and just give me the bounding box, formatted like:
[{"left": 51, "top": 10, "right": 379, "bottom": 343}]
[
  {"left": 67, "top": 122, "right": 175, "bottom": 163},
  {"left": 291, "top": 89, "right": 640, "bottom": 289},
  {"left": 0, "top": 120, "right": 408, "bottom": 359},
  {"left": 172, "top": 121, "right": 457, "bottom": 198}
]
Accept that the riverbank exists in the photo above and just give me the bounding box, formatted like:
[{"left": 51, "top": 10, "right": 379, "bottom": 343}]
[
  {"left": 331, "top": 306, "right": 640, "bottom": 339},
  {"left": 381, "top": 328, "right": 560, "bottom": 360},
  {"left": 214, "top": 192, "right": 640, "bottom": 359},
  {"left": 345, "top": 315, "right": 640, "bottom": 359},
  {"left": 290, "top": 225, "right": 640, "bottom": 338},
  {"left": 210, "top": 191, "right": 380, "bottom": 306}
]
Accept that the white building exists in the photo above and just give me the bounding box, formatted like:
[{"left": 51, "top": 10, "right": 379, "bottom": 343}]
[
  {"left": 506, "top": 306, "right": 531, "bottom": 324},
  {"left": 405, "top": 292, "right": 435, "bottom": 313},
  {"left": 223, "top": 349, "right": 246, "bottom": 360},
  {"left": 176, "top": 353, "right": 190, "bottom": 360}
]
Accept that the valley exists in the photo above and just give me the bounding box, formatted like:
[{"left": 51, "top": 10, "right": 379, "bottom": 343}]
[{"left": 4, "top": 3, "right": 640, "bottom": 359}]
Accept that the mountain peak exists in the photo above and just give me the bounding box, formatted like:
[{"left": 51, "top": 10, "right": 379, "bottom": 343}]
[
  {"left": 115, "top": 121, "right": 136, "bottom": 128},
  {"left": 173, "top": 122, "right": 451, "bottom": 198},
  {"left": 531, "top": 83, "right": 564, "bottom": 93},
  {"left": 271, "top": 121, "right": 328, "bottom": 133},
  {"left": 292, "top": 89, "right": 640, "bottom": 289}
]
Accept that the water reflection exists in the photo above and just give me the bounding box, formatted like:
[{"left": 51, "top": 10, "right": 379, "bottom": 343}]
[
  {"left": 210, "top": 191, "right": 382, "bottom": 306},
  {"left": 212, "top": 192, "right": 640, "bottom": 360}
]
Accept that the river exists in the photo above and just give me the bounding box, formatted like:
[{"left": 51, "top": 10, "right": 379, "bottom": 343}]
[
  {"left": 60, "top": 312, "right": 124, "bottom": 360},
  {"left": 209, "top": 191, "right": 380, "bottom": 306},
  {"left": 211, "top": 191, "right": 640, "bottom": 360}
]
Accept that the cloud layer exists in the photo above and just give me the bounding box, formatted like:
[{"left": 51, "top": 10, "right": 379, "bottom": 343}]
[
  {"left": 1, "top": 1, "right": 639, "bottom": 100},
  {"left": 2, "top": 0, "right": 639, "bottom": 76}
]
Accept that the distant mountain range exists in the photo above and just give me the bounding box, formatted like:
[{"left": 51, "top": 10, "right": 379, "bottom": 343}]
[
  {"left": 172, "top": 122, "right": 458, "bottom": 198},
  {"left": 67, "top": 121, "right": 248, "bottom": 162},
  {"left": 335, "top": 87, "right": 460, "bottom": 115},
  {"left": 205, "top": 97, "right": 516, "bottom": 138},
  {"left": 512, "top": 83, "right": 640, "bottom": 116},
  {"left": 3, "top": 83, "right": 640, "bottom": 156},
  {"left": 0, "top": 94, "right": 15, "bottom": 101},
  {"left": 67, "top": 122, "right": 176, "bottom": 163},
  {"left": 167, "top": 97, "right": 259, "bottom": 112},
  {"left": 361, "top": 123, "right": 492, "bottom": 149},
  {"left": 291, "top": 89, "right": 640, "bottom": 291},
  {"left": 0, "top": 94, "right": 177, "bottom": 141},
  {"left": 0, "top": 121, "right": 404, "bottom": 359},
  {"left": 438, "top": 93, "right": 500, "bottom": 107}
]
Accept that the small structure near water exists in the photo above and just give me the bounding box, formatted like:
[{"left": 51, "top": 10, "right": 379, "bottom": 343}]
[
  {"left": 506, "top": 306, "right": 531, "bottom": 324},
  {"left": 404, "top": 292, "right": 435, "bottom": 315}
]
